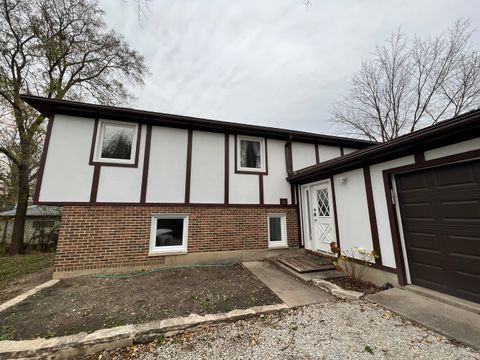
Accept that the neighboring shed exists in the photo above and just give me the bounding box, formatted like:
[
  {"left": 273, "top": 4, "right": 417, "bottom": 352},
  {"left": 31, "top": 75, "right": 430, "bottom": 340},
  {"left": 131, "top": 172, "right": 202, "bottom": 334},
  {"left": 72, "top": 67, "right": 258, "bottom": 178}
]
[{"left": 0, "top": 205, "right": 62, "bottom": 248}]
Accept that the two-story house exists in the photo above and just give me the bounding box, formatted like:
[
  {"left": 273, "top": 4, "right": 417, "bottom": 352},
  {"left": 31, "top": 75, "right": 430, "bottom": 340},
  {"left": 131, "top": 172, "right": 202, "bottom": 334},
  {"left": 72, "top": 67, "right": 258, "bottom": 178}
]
[{"left": 23, "top": 95, "right": 480, "bottom": 304}]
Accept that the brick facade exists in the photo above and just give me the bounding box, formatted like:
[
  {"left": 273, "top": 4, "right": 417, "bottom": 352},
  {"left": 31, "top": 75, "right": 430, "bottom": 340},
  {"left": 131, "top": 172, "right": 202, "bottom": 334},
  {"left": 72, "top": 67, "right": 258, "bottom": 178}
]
[{"left": 55, "top": 205, "right": 299, "bottom": 273}]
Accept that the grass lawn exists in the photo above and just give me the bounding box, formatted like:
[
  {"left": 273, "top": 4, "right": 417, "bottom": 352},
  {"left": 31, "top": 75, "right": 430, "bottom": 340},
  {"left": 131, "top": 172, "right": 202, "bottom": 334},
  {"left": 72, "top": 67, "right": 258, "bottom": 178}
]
[{"left": 0, "top": 245, "right": 55, "bottom": 283}]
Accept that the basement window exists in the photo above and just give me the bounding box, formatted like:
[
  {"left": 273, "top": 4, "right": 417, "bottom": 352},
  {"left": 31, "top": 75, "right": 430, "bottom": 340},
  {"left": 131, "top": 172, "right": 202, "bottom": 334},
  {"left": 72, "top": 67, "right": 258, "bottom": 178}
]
[
  {"left": 237, "top": 135, "right": 266, "bottom": 173},
  {"left": 149, "top": 214, "right": 188, "bottom": 255},
  {"left": 94, "top": 120, "right": 138, "bottom": 164},
  {"left": 268, "top": 214, "right": 287, "bottom": 248}
]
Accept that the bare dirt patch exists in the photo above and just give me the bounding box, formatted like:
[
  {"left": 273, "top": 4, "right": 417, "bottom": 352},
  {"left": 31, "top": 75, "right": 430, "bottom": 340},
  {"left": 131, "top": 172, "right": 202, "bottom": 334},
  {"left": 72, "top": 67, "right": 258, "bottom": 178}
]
[
  {"left": 0, "top": 266, "right": 53, "bottom": 304},
  {"left": 0, "top": 264, "right": 281, "bottom": 340},
  {"left": 326, "top": 276, "right": 378, "bottom": 293}
]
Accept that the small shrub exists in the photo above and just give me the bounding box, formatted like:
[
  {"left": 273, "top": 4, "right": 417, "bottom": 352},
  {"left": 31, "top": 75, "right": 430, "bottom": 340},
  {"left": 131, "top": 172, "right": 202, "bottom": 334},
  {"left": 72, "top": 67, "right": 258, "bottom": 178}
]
[{"left": 330, "top": 242, "right": 379, "bottom": 283}]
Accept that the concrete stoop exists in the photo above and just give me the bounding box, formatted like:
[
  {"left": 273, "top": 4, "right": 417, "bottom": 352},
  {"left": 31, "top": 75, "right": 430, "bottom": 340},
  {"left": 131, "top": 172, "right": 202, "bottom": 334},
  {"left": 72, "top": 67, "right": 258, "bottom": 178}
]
[
  {"left": 0, "top": 303, "right": 288, "bottom": 360},
  {"left": 267, "top": 258, "right": 362, "bottom": 300}
]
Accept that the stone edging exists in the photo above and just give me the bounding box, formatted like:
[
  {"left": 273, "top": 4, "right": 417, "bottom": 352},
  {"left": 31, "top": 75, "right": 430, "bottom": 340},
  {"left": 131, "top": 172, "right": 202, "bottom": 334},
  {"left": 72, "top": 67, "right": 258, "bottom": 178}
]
[
  {"left": 0, "top": 279, "right": 59, "bottom": 313},
  {"left": 0, "top": 303, "right": 288, "bottom": 359},
  {"left": 312, "top": 279, "right": 363, "bottom": 300}
]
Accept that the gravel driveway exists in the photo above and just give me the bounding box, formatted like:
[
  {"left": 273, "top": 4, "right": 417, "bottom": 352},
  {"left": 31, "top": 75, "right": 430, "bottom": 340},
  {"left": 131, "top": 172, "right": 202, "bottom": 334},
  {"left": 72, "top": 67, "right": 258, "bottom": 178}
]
[{"left": 90, "top": 300, "right": 479, "bottom": 360}]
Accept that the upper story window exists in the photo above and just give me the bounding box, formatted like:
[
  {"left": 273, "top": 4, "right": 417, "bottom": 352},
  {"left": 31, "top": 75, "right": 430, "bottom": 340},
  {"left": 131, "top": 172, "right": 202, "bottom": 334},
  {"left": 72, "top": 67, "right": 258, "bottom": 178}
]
[
  {"left": 236, "top": 135, "right": 266, "bottom": 173},
  {"left": 94, "top": 120, "right": 138, "bottom": 164}
]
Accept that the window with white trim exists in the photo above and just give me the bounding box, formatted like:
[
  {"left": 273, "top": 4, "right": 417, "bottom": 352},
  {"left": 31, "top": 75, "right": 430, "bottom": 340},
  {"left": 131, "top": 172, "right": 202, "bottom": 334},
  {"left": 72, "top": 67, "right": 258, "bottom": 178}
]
[
  {"left": 268, "top": 214, "right": 287, "bottom": 248},
  {"left": 237, "top": 135, "right": 266, "bottom": 172},
  {"left": 149, "top": 214, "right": 188, "bottom": 255},
  {"left": 94, "top": 120, "right": 138, "bottom": 164}
]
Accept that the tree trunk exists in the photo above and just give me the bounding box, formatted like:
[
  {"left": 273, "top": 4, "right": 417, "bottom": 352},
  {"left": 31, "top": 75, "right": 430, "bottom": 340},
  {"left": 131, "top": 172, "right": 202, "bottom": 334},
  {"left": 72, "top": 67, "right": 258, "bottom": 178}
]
[{"left": 8, "top": 165, "right": 30, "bottom": 255}]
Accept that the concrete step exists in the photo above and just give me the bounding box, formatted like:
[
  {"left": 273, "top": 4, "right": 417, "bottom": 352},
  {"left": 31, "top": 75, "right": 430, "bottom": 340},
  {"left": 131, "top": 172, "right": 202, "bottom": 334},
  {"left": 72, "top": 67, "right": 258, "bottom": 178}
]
[
  {"left": 276, "top": 255, "right": 335, "bottom": 273},
  {"left": 267, "top": 257, "right": 342, "bottom": 285}
]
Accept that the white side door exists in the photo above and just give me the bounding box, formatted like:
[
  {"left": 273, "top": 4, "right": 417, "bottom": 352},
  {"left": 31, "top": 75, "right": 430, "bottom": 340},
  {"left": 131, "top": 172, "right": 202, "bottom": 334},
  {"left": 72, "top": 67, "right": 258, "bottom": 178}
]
[{"left": 310, "top": 181, "right": 336, "bottom": 253}]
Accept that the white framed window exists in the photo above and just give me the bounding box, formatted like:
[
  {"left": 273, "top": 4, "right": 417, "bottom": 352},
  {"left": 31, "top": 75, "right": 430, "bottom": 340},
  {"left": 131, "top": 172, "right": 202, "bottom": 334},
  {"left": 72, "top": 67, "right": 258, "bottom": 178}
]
[
  {"left": 149, "top": 214, "right": 189, "bottom": 255},
  {"left": 267, "top": 214, "right": 287, "bottom": 248},
  {"left": 237, "top": 135, "right": 266, "bottom": 173},
  {"left": 94, "top": 119, "right": 138, "bottom": 164}
]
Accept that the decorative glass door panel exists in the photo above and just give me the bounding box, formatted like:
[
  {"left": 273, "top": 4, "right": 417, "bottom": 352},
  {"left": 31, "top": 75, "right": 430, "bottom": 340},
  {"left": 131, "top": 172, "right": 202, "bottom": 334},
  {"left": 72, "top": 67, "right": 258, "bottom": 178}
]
[{"left": 310, "top": 182, "right": 335, "bottom": 253}]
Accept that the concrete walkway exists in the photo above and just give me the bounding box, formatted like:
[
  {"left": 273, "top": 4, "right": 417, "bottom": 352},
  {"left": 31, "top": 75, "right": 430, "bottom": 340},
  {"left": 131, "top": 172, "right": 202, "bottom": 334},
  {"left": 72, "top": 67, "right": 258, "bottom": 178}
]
[
  {"left": 243, "top": 261, "right": 334, "bottom": 307},
  {"left": 367, "top": 287, "right": 480, "bottom": 350}
]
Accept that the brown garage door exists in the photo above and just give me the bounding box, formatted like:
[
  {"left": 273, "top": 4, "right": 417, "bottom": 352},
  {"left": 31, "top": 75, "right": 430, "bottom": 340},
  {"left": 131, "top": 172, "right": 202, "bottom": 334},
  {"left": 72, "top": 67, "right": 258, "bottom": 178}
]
[{"left": 396, "top": 159, "right": 480, "bottom": 303}]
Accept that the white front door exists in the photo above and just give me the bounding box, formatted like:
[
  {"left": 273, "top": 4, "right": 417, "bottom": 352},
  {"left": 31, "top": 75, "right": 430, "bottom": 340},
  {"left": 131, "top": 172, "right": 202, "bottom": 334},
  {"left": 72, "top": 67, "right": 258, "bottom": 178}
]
[{"left": 310, "top": 181, "right": 335, "bottom": 253}]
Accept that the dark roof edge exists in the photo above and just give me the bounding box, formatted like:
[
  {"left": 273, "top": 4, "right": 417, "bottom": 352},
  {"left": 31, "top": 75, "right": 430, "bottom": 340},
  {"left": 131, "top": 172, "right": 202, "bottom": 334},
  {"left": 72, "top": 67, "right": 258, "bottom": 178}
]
[
  {"left": 288, "top": 108, "right": 480, "bottom": 183},
  {"left": 20, "top": 95, "right": 375, "bottom": 148}
]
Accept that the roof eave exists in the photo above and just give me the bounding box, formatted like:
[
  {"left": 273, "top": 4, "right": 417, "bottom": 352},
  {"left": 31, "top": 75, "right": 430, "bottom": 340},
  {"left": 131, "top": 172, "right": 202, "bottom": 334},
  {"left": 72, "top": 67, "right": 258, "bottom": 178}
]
[
  {"left": 20, "top": 95, "right": 376, "bottom": 149},
  {"left": 288, "top": 109, "right": 480, "bottom": 183}
]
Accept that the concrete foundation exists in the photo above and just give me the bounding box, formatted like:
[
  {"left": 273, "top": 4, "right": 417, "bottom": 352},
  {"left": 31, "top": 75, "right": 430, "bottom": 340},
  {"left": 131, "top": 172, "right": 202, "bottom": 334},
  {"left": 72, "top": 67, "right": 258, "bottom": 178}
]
[{"left": 53, "top": 248, "right": 303, "bottom": 279}]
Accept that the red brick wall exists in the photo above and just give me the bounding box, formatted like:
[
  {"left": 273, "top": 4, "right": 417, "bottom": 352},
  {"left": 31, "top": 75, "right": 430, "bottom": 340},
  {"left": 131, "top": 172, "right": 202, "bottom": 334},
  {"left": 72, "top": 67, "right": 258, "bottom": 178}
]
[{"left": 55, "top": 205, "right": 299, "bottom": 273}]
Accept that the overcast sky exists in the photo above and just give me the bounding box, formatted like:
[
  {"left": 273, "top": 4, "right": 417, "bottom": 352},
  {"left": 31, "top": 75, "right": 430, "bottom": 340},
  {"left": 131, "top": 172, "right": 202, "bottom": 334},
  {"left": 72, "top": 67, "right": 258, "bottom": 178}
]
[{"left": 98, "top": 0, "right": 480, "bottom": 135}]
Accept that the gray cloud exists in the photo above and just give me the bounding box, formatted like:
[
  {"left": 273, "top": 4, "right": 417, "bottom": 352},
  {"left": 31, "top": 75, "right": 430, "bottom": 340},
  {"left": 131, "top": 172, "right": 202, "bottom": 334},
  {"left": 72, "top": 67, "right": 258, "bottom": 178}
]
[{"left": 99, "top": 0, "right": 480, "bottom": 135}]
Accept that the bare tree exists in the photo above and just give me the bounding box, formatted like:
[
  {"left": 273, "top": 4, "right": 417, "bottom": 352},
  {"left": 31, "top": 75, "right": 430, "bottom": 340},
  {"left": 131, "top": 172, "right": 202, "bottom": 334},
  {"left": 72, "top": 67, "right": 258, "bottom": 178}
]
[
  {"left": 334, "top": 19, "right": 480, "bottom": 142},
  {"left": 0, "top": 0, "right": 147, "bottom": 255}
]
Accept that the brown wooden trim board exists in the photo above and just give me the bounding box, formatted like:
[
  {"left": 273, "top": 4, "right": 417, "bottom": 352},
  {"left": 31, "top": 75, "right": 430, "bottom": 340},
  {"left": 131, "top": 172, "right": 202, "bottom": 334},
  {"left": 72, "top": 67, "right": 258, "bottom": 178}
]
[
  {"left": 184, "top": 129, "right": 193, "bottom": 204},
  {"left": 140, "top": 125, "right": 152, "bottom": 203},
  {"left": 89, "top": 165, "right": 101, "bottom": 203},
  {"left": 33, "top": 115, "right": 55, "bottom": 204},
  {"left": 363, "top": 166, "right": 382, "bottom": 265},
  {"left": 35, "top": 201, "right": 298, "bottom": 208},
  {"left": 330, "top": 176, "right": 341, "bottom": 249},
  {"left": 224, "top": 133, "right": 229, "bottom": 204},
  {"left": 259, "top": 175, "right": 264, "bottom": 205}
]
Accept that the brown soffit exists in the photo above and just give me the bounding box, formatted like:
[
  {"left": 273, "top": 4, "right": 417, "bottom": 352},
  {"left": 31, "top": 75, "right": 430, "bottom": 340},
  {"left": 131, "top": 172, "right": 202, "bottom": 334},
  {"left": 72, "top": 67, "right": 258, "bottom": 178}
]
[
  {"left": 20, "top": 95, "right": 374, "bottom": 149},
  {"left": 287, "top": 109, "right": 480, "bottom": 184}
]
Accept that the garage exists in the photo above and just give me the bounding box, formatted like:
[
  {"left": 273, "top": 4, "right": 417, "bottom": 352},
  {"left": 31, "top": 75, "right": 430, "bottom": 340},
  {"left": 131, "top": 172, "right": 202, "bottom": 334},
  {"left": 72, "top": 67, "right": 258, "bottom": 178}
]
[{"left": 396, "top": 159, "right": 480, "bottom": 303}]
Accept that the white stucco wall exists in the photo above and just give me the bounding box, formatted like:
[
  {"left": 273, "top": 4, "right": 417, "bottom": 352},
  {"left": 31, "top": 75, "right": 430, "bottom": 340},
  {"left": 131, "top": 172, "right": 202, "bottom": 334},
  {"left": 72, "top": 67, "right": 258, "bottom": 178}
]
[
  {"left": 317, "top": 145, "right": 341, "bottom": 162},
  {"left": 424, "top": 137, "right": 480, "bottom": 160},
  {"left": 228, "top": 135, "right": 259, "bottom": 204},
  {"left": 292, "top": 142, "right": 316, "bottom": 171},
  {"left": 145, "top": 127, "right": 188, "bottom": 203},
  {"left": 333, "top": 169, "right": 374, "bottom": 259},
  {"left": 190, "top": 131, "right": 225, "bottom": 203},
  {"left": 263, "top": 139, "right": 291, "bottom": 204},
  {"left": 369, "top": 156, "right": 415, "bottom": 268},
  {"left": 343, "top": 148, "right": 358, "bottom": 155},
  {"left": 39, "top": 115, "right": 95, "bottom": 202},
  {"left": 96, "top": 125, "right": 146, "bottom": 203}
]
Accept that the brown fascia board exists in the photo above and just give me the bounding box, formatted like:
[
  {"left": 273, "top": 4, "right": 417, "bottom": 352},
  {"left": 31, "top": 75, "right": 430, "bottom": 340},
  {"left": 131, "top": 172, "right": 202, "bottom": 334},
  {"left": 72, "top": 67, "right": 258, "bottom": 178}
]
[
  {"left": 20, "top": 95, "right": 375, "bottom": 149},
  {"left": 288, "top": 109, "right": 480, "bottom": 184}
]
